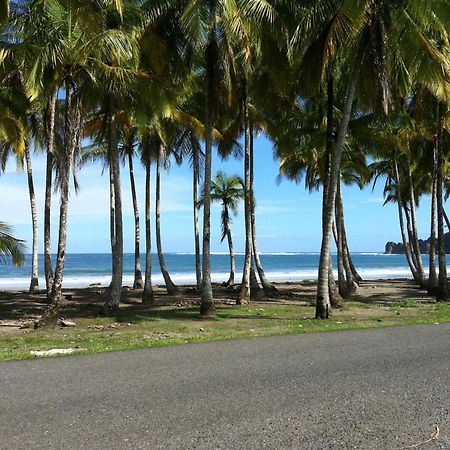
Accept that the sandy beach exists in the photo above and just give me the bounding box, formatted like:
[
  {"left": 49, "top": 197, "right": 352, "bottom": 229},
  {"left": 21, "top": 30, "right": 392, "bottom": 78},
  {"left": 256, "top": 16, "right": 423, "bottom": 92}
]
[{"left": 0, "top": 278, "right": 435, "bottom": 329}]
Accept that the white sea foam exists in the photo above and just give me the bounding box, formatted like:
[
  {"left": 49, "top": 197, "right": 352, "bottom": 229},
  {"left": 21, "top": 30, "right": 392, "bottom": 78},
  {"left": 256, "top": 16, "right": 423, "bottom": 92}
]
[{"left": 0, "top": 266, "right": 425, "bottom": 289}]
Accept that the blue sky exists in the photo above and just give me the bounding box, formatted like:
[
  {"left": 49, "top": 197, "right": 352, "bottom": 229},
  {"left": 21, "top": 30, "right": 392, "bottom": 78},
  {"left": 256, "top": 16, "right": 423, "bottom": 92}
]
[{"left": 1, "top": 134, "right": 433, "bottom": 254}]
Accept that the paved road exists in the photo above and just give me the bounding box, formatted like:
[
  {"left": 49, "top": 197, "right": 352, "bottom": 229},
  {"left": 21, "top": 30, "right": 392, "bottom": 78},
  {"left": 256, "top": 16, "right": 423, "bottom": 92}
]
[{"left": 1, "top": 324, "right": 449, "bottom": 449}]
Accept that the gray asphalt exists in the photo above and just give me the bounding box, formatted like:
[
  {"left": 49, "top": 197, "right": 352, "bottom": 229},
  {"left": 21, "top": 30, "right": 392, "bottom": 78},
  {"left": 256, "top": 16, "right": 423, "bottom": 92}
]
[{"left": 1, "top": 324, "right": 449, "bottom": 449}]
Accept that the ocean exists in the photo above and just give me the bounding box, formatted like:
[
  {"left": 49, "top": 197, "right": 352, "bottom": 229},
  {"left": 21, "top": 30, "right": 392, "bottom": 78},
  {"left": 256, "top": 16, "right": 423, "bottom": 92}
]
[{"left": 0, "top": 252, "right": 440, "bottom": 289}]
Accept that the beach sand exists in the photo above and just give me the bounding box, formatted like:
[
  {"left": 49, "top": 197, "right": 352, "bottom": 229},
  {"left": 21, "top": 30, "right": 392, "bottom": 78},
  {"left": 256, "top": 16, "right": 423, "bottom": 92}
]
[{"left": 0, "top": 279, "right": 435, "bottom": 330}]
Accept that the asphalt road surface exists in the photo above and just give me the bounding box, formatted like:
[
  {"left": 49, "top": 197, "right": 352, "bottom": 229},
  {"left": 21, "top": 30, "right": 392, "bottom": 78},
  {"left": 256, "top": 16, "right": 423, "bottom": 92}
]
[{"left": 1, "top": 324, "right": 449, "bottom": 449}]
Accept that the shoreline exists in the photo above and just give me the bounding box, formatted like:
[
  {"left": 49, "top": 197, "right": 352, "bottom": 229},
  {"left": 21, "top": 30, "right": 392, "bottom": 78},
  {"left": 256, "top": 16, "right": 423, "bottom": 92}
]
[
  {"left": 0, "top": 273, "right": 419, "bottom": 290},
  {"left": 0, "top": 278, "right": 434, "bottom": 305}
]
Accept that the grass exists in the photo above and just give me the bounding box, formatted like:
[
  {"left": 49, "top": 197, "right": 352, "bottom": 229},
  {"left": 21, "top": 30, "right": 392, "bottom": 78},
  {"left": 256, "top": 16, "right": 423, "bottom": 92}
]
[{"left": 1, "top": 300, "right": 450, "bottom": 361}]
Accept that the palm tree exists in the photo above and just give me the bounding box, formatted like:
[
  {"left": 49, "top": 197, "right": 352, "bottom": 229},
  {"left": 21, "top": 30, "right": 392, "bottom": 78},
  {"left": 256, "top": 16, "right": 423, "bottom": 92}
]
[
  {"left": 155, "top": 140, "right": 181, "bottom": 296},
  {"left": 208, "top": 171, "right": 244, "bottom": 286},
  {"left": 286, "top": 0, "right": 450, "bottom": 318},
  {"left": 23, "top": 141, "right": 39, "bottom": 292},
  {"left": 124, "top": 132, "right": 144, "bottom": 290},
  {"left": 178, "top": 0, "right": 277, "bottom": 315},
  {"left": 0, "top": 221, "right": 25, "bottom": 266}
]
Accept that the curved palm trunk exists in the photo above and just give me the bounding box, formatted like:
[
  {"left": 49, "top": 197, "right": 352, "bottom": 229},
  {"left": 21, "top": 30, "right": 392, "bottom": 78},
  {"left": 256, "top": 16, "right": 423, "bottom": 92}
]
[
  {"left": 142, "top": 159, "right": 154, "bottom": 304},
  {"left": 38, "top": 83, "right": 78, "bottom": 326},
  {"left": 407, "top": 160, "right": 425, "bottom": 286},
  {"left": 336, "top": 179, "right": 357, "bottom": 295},
  {"left": 343, "top": 230, "right": 362, "bottom": 282},
  {"left": 428, "top": 173, "right": 437, "bottom": 293},
  {"left": 403, "top": 203, "right": 419, "bottom": 270},
  {"left": 334, "top": 218, "right": 348, "bottom": 298},
  {"left": 316, "top": 44, "right": 365, "bottom": 318},
  {"left": 192, "top": 135, "right": 202, "bottom": 291},
  {"left": 24, "top": 144, "right": 39, "bottom": 293},
  {"left": 393, "top": 162, "right": 420, "bottom": 283},
  {"left": 249, "top": 126, "right": 275, "bottom": 295},
  {"left": 128, "top": 152, "right": 143, "bottom": 290},
  {"left": 156, "top": 145, "right": 179, "bottom": 296},
  {"left": 104, "top": 99, "right": 123, "bottom": 313},
  {"left": 436, "top": 102, "right": 449, "bottom": 301},
  {"left": 442, "top": 209, "right": 450, "bottom": 232},
  {"left": 224, "top": 222, "right": 235, "bottom": 286},
  {"left": 239, "top": 80, "right": 252, "bottom": 305},
  {"left": 44, "top": 90, "right": 57, "bottom": 295}
]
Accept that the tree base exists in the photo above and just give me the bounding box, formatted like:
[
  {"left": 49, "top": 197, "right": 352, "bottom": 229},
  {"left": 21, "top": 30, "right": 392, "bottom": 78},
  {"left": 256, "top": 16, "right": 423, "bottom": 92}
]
[
  {"left": 29, "top": 277, "right": 39, "bottom": 293},
  {"left": 199, "top": 302, "right": 216, "bottom": 318},
  {"left": 35, "top": 304, "right": 59, "bottom": 329},
  {"left": 101, "top": 301, "right": 120, "bottom": 316},
  {"left": 315, "top": 298, "right": 330, "bottom": 319},
  {"left": 142, "top": 290, "right": 155, "bottom": 305}
]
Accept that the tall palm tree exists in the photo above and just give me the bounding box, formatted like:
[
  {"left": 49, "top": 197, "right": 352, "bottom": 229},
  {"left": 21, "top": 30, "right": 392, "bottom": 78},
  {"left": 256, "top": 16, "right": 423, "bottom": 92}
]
[
  {"left": 23, "top": 141, "right": 39, "bottom": 292},
  {"left": 179, "top": 0, "right": 277, "bottom": 315},
  {"left": 208, "top": 171, "right": 244, "bottom": 286},
  {"left": 287, "top": 0, "right": 450, "bottom": 318},
  {"left": 155, "top": 140, "right": 181, "bottom": 296}
]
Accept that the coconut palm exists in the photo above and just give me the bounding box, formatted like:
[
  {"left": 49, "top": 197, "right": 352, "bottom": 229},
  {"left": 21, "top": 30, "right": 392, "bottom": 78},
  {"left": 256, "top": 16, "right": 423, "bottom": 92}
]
[
  {"left": 177, "top": 0, "right": 279, "bottom": 315},
  {"left": 0, "top": 221, "right": 25, "bottom": 266},
  {"left": 285, "top": 0, "right": 450, "bottom": 318},
  {"left": 207, "top": 171, "right": 244, "bottom": 286}
]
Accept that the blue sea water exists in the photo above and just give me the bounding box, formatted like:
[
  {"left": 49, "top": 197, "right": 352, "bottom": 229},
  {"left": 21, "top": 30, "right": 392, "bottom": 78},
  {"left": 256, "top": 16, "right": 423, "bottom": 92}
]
[{"left": 0, "top": 252, "right": 442, "bottom": 289}]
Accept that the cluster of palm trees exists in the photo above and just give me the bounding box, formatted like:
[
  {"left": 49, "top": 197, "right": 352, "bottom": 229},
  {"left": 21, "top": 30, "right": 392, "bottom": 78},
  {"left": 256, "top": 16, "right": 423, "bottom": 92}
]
[{"left": 0, "top": 0, "right": 449, "bottom": 323}]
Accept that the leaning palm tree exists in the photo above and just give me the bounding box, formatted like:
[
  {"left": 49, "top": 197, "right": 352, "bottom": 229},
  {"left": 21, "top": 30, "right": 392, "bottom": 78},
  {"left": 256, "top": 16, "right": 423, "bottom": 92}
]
[
  {"left": 207, "top": 171, "right": 244, "bottom": 286},
  {"left": 0, "top": 221, "right": 25, "bottom": 266}
]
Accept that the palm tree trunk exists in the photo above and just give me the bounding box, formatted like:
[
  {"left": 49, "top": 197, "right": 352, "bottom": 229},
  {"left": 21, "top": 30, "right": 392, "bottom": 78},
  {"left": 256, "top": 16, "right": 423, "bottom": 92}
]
[
  {"left": 316, "top": 43, "right": 365, "bottom": 318},
  {"left": 142, "top": 159, "right": 154, "bottom": 304},
  {"left": 249, "top": 125, "right": 275, "bottom": 295},
  {"left": 442, "top": 208, "right": 450, "bottom": 233},
  {"left": 156, "top": 144, "right": 179, "bottom": 296},
  {"left": 406, "top": 159, "right": 425, "bottom": 286},
  {"left": 403, "top": 202, "right": 419, "bottom": 272},
  {"left": 323, "top": 66, "right": 341, "bottom": 308},
  {"left": 336, "top": 179, "right": 357, "bottom": 295},
  {"left": 343, "top": 229, "right": 362, "bottom": 282},
  {"left": 436, "top": 102, "right": 449, "bottom": 301},
  {"left": 335, "top": 219, "right": 348, "bottom": 298},
  {"left": 128, "top": 152, "right": 143, "bottom": 290},
  {"left": 393, "top": 162, "right": 420, "bottom": 283},
  {"left": 104, "top": 98, "right": 123, "bottom": 313},
  {"left": 44, "top": 90, "right": 56, "bottom": 295},
  {"left": 328, "top": 254, "right": 342, "bottom": 308},
  {"left": 250, "top": 260, "right": 262, "bottom": 298},
  {"left": 225, "top": 224, "right": 235, "bottom": 286},
  {"left": 428, "top": 172, "right": 437, "bottom": 293},
  {"left": 24, "top": 144, "right": 39, "bottom": 293},
  {"left": 239, "top": 80, "right": 252, "bottom": 305},
  {"left": 192, "top": 135, "right": 202, "bottom": 291},
  {"left": 38, "top": 82, "right": 77, "bottom": 326},
  {"left": 200, "top": 35, "right": 218, "bottom": 317}
]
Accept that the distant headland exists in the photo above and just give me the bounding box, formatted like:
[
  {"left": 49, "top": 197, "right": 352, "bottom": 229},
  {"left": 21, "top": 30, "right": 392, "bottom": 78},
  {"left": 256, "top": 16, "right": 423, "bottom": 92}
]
[{"left": 385, "top": 233, "right": 450, "bottom": 254}]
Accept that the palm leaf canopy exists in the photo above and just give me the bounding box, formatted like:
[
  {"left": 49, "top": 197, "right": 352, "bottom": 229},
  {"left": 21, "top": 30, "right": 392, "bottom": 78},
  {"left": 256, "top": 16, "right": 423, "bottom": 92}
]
[{"left": 0, "top": 221, "right": 25, "bottom": 266}]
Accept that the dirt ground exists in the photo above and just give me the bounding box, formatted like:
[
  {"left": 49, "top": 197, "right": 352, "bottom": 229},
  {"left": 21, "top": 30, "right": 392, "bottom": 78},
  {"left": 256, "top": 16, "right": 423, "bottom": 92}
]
[{"left": 0, "top": 279, "right": 434, "bottom": 331}]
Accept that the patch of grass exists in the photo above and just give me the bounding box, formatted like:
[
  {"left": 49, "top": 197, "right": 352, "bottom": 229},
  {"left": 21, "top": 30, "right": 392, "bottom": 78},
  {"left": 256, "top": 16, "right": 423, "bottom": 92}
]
[
  {"left": 1, "top": 301, "right": 450, "bottom": 361},
  {"left": 390, "top": 299, "right": 419, "bottom": 308}
]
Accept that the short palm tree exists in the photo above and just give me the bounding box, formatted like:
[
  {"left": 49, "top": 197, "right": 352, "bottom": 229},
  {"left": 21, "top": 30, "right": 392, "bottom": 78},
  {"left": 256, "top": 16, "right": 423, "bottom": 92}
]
[
  {"left": 0, "top": 221, "right": 25, "bottom": 266},
  {"left": 207, "top": 171, "right": 244, "bottom": 287}
]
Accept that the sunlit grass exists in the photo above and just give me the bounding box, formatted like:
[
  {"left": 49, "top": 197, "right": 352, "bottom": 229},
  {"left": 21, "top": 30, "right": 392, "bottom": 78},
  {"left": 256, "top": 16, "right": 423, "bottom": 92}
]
[{"left": 1, "top": 301, "right": 449, "bottom": 361}]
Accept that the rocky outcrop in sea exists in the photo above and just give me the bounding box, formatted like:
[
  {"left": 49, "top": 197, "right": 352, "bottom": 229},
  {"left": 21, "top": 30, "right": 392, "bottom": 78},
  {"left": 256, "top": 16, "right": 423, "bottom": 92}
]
[{"left": 385, "top": 233, "right": 450, "bottom": 254}]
